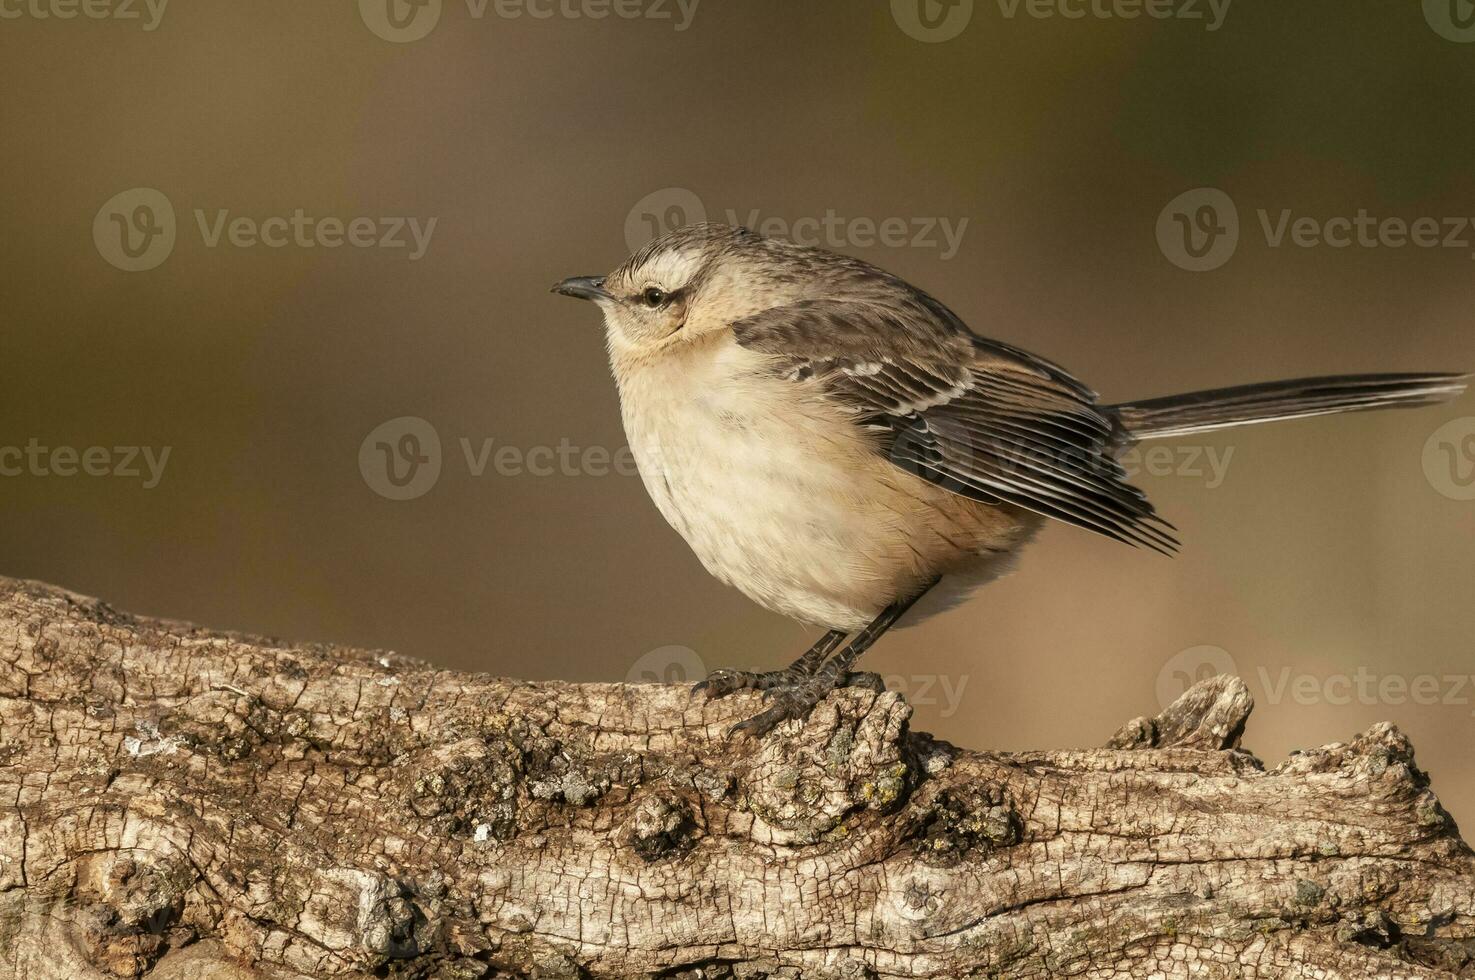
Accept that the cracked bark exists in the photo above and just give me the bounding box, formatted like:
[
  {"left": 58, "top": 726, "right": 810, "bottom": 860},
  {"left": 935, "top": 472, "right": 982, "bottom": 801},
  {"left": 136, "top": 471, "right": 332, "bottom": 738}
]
[{"left": 2, "top": 577, "right": 1473, "bottom": 980}]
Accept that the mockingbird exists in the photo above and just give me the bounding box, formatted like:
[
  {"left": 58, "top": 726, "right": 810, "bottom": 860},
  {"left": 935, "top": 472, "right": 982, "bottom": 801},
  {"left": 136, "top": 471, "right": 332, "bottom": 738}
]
[{"left": 554, "top": 223, "right": 1466, "bottom": 737}]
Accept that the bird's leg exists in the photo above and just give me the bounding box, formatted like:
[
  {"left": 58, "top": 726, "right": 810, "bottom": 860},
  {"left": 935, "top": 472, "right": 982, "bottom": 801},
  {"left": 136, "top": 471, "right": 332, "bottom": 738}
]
[
  {"left": 728, "top": 578, "right": 940, "bottom": 739},
  {"left": 693, "top": 629, "right": 848, "bottom": 700}
]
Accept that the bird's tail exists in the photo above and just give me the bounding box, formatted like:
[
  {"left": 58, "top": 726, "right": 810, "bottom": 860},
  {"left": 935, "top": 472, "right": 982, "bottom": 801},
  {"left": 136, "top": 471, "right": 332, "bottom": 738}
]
[{"left": 1111, "top": 372, "right": 1468, "bottom": 441}]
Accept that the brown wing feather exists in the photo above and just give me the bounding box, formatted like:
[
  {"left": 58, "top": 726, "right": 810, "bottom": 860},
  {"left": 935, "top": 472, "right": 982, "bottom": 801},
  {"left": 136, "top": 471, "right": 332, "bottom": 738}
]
[{"left": 732, "top": 300, "right": 1179, "bottom": 554}]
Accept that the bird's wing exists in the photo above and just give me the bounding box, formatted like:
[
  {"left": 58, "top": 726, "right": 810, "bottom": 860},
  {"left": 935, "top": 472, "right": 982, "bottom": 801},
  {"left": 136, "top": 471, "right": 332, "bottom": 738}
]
[{"left": 731, "top": 299, "right": 1179, "bottom": 554}]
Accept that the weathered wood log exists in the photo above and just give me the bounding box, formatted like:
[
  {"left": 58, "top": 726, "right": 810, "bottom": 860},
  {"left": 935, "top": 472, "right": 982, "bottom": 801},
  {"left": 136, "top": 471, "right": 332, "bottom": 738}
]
[{"left": 2, "top": 576, "right": 1473, "bottom": 979}]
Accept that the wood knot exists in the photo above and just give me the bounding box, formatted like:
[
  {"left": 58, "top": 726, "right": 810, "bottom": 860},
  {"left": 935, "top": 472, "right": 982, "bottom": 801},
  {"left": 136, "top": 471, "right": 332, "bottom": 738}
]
[
  {"left": 1335, "top": 909, "right": 1397, "bottom": 948},
  {"left": 740, "top": 690, "right": 913, "bottom": 845},
  {"left": 918, "top": 783, "right": 1020, "bottom": 865},
  {"left": 299, "top": 868, "right": 431, "bottom": 960},
  {"left": 622, "top": 794, "right": 696, "bottom": 861}
]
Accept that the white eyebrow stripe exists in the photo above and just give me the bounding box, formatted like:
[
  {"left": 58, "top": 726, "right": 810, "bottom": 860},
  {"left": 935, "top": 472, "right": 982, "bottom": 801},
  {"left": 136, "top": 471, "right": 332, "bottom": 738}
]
[{"left": 635, "top": 248, "right": 705, "bottom": 291}]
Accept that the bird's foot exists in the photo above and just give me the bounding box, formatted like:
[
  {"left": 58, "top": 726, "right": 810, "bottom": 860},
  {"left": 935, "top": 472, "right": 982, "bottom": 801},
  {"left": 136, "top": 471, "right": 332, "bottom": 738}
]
[
  {"left": 690, "top": 627, "right": 887, "bottom": 737},
  {"left": 724, "top": 670, "right": 886, "bottom": 739},
  {"left": 693, "top": 666, "right": 810, "bottom": 700},
  {"left": 693, "top": 629, "right": 850, "bottom": 702}
]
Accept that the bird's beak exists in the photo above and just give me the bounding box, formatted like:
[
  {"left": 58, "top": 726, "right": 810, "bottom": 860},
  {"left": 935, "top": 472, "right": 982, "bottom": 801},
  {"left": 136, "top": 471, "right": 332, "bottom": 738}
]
[{"left": 551, "top": 276, "right": 612, "bottom": 302}]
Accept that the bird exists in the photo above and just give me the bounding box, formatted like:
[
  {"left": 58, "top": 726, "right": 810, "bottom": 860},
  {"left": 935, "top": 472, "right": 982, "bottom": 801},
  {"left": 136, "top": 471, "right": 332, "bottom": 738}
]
[{"left": 553, "top": 222, "right": 1468, "bottom": 737}]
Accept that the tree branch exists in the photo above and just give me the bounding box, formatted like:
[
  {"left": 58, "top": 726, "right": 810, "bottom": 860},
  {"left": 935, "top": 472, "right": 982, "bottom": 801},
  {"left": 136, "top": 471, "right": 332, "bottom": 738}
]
[{"left": 1, "top": 576, "right": 1472, "bottom": 979}]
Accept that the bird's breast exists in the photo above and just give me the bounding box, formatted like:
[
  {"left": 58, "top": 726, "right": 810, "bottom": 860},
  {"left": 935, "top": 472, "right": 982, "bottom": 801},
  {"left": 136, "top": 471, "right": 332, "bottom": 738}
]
[{"left": 613, "top": 337, "right": 1031, "bottom": 629}]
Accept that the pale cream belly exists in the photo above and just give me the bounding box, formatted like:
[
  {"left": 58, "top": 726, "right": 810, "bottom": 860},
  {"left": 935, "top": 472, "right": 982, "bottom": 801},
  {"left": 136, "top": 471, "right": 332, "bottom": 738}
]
[{"left": 621, "top": 364, "right": 1039, "bottom": 630}]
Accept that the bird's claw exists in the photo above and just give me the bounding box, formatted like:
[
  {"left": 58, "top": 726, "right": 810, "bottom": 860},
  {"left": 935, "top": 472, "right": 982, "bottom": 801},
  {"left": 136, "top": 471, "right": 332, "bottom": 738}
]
[
  {"left": 692, "top": 669, "right": 752, "bottom": 700},
  {"left": 726, "top": 699, "right": 802, "bottom": 739},
  {"left": 722, "top": 671, "right": 887, "bottom": 739},
  {"left": 692, "top": 667, "right": 798, "bottom": 701}
]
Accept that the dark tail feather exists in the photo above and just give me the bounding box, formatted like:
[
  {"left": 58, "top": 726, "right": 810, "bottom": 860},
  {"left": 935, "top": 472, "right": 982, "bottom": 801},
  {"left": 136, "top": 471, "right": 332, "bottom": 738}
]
[{"left": 1112, "top": 372, "right": 1468, "bottom": 441}]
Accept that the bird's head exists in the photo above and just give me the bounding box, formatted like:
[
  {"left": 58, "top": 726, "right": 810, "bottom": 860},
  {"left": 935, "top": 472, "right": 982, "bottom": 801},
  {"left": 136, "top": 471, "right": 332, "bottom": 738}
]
[{"left": 553, "top": 223, "right": 817, "bottom": 360}]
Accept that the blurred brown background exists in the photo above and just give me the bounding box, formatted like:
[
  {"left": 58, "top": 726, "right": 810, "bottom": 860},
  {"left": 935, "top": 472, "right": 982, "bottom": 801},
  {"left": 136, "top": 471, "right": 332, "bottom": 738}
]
[{"left": 2, "top": 1, "right": 1473, "bottom": 820}]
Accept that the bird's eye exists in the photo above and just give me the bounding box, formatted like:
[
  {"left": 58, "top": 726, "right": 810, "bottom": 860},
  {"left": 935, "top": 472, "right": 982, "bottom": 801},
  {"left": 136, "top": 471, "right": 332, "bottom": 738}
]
[{"left": 641, "top": 287, "right": 667, "bottom": 308}]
